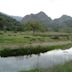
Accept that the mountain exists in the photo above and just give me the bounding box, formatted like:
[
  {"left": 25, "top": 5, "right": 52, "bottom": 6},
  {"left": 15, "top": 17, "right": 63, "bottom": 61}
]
[
  {"left": 0, "top": 12, "right": 20, "bottom": 31},
  {"left": 0, "top": 11, "right": 72, "bottom": 32},
  {"left": 51, "top": 15, "right": 72, "bottom": 32},
  {"left": 21, "top": 12, "right": 72, "bottom": 32},
  {"left": 11, "top": 16, "right": 23, "bottom": 21},
  {"left": 21, "top": 11, "right": 52, "bottom": 27}
]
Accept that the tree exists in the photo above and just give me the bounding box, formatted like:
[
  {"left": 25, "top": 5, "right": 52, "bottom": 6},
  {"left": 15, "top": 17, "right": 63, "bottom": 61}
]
[{"left": 24, "top": 21, "right": 45, "bottom": 34}]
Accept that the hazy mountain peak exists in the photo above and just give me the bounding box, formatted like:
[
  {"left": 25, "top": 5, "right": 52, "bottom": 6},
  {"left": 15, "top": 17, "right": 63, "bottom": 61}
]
[
  {"left": 36, "top": 11, "right": 49, "bottom": 18},
  {"left": 60, "top": 15, "right": 72, "bottom": 20},
  {"left": 22, "top": 11, "right": 52, "bottom": 25},
  {"left": 37, "top": 11, "right": 46, "bottom": 15}
]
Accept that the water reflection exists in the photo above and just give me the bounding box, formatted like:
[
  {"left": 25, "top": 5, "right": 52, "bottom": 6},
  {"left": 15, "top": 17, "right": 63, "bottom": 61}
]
[{"left": 0, "top": 47, "right": 72, "bottom": 72}]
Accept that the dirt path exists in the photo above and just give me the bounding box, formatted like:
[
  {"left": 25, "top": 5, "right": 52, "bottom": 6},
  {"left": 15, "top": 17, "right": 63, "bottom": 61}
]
[
  {"left": 28, "top": 41, "right": 71, "bottom": 46},
  {"left": 0, "top": 41, "right": 71, "bottom": 48}
]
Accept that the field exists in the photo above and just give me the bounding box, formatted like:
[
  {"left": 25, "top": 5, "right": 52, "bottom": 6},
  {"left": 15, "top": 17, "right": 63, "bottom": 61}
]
[
  {"left": 0, "top": 31, "right": 71, "bottom": 44},
  {"left": 0, "top": 31, "right": 71, "bottom": 57},
  {"left": 0, "top": 31, "right": 71, "bottom": 49}
]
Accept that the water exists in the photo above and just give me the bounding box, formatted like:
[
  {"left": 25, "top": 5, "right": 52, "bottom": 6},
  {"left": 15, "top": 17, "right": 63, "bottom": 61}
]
[{"left": 0, "top": 47, "right": 72, "bottom": 72}]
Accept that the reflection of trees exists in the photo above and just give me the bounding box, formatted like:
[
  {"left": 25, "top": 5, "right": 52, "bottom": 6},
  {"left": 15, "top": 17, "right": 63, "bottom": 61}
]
[
  {"left": 33, "top": 55, "right": 40, "bottom": 71},
  {"left": 15, "top": 56, "right": 24, "bottom": 61},
  {"left": 25, "top": 55, "right": 32, "bottom": 59}
]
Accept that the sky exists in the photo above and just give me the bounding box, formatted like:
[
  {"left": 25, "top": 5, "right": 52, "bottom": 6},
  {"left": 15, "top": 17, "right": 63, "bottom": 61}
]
[{"left": 0, "top": 0, "right": 72, "bottom": 19}]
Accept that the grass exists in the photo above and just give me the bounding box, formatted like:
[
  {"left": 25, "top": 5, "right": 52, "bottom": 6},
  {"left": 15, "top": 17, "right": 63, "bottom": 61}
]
[
  {"left": 0, "top": 31, "right": 71, "bottom": 57},
  {"left": 0, "top": 43, "right": 71, "bottom": 57},
  {"left": 0, "top": 31, "right": 70, "bottom": 44},
  {"left": 20, "top": 61, "right": 72, "bottom": 72}
]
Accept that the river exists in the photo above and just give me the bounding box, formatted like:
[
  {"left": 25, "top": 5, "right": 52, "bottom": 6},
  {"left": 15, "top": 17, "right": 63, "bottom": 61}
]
[{"left": 0, "top": 47, "right": 72, "bottom": 72}]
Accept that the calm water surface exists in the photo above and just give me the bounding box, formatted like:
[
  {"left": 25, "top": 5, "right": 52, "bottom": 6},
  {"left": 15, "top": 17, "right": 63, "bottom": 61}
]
[{"left": 0, "top": 47, "right": 72, "bottom": 72}]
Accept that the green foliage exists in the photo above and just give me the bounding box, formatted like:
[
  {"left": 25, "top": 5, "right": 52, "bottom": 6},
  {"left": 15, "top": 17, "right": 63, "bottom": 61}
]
[
  {"left": 1, "top": 12, "right": 72, "bottom": 33},
  {"left": 0, "top": 44, "right": 71, "bottom": 57},
  {"left": 23, "top": 21, "right": 46, "bottom": 33},
  {"left": 0, "top": 32, "right": 69, "bottom": 43},
  {"left": 0, "top": 12, "right": 21, "bottom": 31}
]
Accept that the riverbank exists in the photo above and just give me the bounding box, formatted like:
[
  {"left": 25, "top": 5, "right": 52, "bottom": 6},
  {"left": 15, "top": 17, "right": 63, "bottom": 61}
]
[
  {"left": 0, "top": 31, "right": 71, "bottom": 57},
  {"left": 0, "top": 43, "right": 71, "bottom": 57}
]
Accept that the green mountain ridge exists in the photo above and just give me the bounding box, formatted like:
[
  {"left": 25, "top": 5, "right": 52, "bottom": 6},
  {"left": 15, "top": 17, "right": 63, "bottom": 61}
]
[
  {"left": 0, "top": 12, "right": 20, "bottom": 31},
  {"left": 0, "top": 11, "right": 72, "bottom": 32},
  {"left": 22, "top": 12, "right": 72, "bottom": 32}
]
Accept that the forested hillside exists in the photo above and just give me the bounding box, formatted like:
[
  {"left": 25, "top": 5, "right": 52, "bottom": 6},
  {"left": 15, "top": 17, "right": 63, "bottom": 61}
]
[
  {"left": 0, "top": 12, "right": 21, "bottom": 31},
  {"left": 0, "top": 12, "right": 72, "bottom": 32}
]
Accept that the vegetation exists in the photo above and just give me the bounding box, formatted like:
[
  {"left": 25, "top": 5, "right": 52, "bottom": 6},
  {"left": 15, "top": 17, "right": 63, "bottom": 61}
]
[
  {"left": 0, "top": 10, "right": 72, "bottom": 72},
  {"left": 0, "top": 43, "right": 71, "bottom": 57},
  {"left": 0, "top": 31, "right": 70, "bottom": 44},
  {"left": 0, "top": 12, "right": 46, "bottom": 32},
  {"left": 1, "top": 12, "right": 72, "bottom": 33},
  {"left": 0, "top": 12, "right": 21, "bottom": 31},
  {"left": 23, "top": 21, "right": 46, "bottom": 34},
  {"left": 0, "top": 12, "right": 72, "bottom": 57}
]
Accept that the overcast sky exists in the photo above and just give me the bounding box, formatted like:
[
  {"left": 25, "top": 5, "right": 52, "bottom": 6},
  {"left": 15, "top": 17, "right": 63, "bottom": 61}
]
[{"left": 0, "top": 0, "right": 72, "bottom": 19}]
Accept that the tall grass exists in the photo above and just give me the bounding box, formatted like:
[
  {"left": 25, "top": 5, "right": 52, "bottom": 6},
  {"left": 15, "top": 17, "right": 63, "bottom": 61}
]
[{"left": 0, "top": 31, "right": 70, "bottom": 44}]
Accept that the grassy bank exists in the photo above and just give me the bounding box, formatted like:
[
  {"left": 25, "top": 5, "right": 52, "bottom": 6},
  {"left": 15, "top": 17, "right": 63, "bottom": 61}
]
[
  {"left": 0, "top": 31, "right": 71, "bottom": 57},
  {"left": 0, "top": 31, "right": 70, "bottom": 44},
  {"left": 0, "top": 43, "right": 71, "bottom": 57},
  {"left": 20, "top": 61, "right": 72, "bottom": 72}
]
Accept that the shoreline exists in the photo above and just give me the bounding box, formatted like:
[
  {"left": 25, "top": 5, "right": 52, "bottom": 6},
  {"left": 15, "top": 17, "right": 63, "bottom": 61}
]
[{"left": 0, "top": 43, "right": 71, "bottom": 57}]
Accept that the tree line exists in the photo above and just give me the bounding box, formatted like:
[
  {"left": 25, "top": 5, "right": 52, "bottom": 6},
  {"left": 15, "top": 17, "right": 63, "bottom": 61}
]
[{"left": 0, "top": 13, "right": 47, "bottom": 33}]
